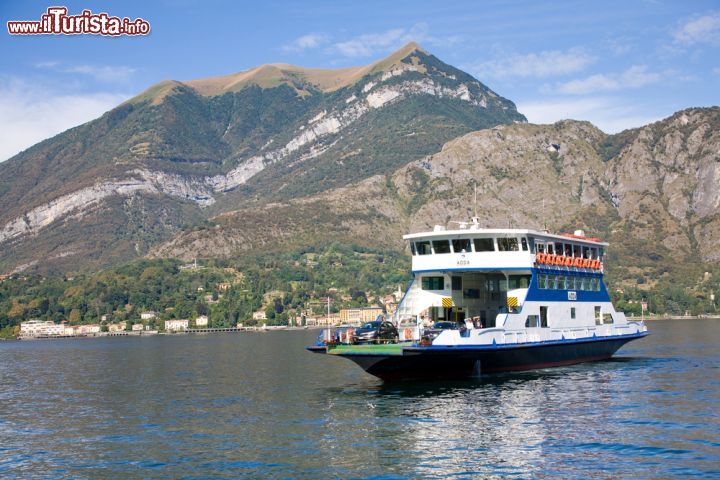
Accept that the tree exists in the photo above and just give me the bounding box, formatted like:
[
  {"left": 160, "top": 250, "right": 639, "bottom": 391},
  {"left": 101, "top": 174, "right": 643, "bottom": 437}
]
[{"left": 68, "top": 309, "right": 82, "bottom": 324}]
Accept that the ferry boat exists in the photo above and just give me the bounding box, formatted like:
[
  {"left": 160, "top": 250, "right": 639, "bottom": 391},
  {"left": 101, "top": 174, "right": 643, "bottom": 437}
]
[{"left": 307, "top": 218, "right": 648, "bottom": 380}]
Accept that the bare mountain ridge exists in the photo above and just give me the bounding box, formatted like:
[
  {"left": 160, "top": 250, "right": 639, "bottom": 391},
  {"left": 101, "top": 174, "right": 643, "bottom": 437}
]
[
  {"left": 0, "top": 43, "right": 525, "bottom": 273},
  {"left": 151, "top": 107, "right": 720, "bottom": 288}
]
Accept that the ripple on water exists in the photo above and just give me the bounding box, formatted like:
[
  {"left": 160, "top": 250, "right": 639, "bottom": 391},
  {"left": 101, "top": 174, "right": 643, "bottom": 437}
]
[{"left": 0, "top": 321, "right": 718, "bottom": 478}]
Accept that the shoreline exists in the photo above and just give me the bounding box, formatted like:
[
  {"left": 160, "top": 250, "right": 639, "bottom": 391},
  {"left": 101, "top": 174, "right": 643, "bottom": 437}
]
[
  {"left": 636, "top": 315, "right": 720, "bottom": 321},
  {"left": 7, "top": 317, "right": 720, "bottom": 341},
  {"left": 13, "top": 325, "right": 320, "bottom": 341}
]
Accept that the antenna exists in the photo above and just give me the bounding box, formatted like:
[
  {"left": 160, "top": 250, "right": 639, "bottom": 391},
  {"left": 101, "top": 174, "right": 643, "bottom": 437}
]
[{"left": 542, "top": 199, "right": 547, "bottom": 231}]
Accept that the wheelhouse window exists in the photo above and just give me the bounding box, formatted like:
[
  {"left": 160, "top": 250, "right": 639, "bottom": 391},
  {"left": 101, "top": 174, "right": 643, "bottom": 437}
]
[
  {"left": 498, "top": 238, "right": 519, "bottom": 251},
  {"left": 422, "top": 276, "right": 444, "bottom": 290},
  {"left": 474, "top": 238, "right": 495, "bottom": 252},
  {"left": 521, "top": 237, "right": 529, "bottom": 251},
  {"left": 582, "top": 246, "right": 590, "bottom": 259},
  {"left": 537, "top": 241, "right": 546, "bottom": 253},
  {"left": 527, "top": 237, "right": 536, "bottom": 253},
  {"left": 452, "top": 239, "right": 471, "bottom": 253},
  {"left": 564, "top": 243, "right": 572, "bottom": 256},
  {"left": 546, "top": 242, "right": 554, "bottom": 255},
  {"left": 451, "top": 276, "right": 462, "bottom": 291},
  {"left": 432, "top": 240, "right": 451, "bottom": 254},
  {"left": 570, "top": 307, "right": 576, "bottom": 319},
  {"left": 594, "top": 306, "right": 601, "bottom": 325},
  {"left": 573, "top": 244, "right": 581, "bottom": 258},
  {"left": 590, "top": 247, "right": 597, "bottom": 259},
  {"left": 410, "top": 242, "right": 417, "bottom": 255},
  {"left": 415, "top": 241, "right": 431, "bottom": 255}
]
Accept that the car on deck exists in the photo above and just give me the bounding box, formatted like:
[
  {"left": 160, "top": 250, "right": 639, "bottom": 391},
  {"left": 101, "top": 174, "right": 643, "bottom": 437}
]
[{"left": 353, "top": 320, "right": 398, "bottom": 344}]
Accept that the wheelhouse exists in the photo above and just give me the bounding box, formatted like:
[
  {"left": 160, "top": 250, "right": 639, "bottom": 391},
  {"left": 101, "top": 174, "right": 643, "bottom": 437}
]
[{"left": 399, "top": 224, "right": 610, "bottom": 330}]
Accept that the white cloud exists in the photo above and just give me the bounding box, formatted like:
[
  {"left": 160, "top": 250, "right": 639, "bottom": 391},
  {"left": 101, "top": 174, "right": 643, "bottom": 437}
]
[
  {"left": 555, "top": 65, "right": 661, "bottom": 95},
  {"left": 674, "top": 11, "right": 720, "bottom": 45},
  {"left": 517, "top": 96, "right": 662, "bottom": 134},
  {"left": 281, "top": 33, "right": 329, "bottom": 53},
  {"left": 35, "top": 62, "right": 136, "bottom": 83},
  {"left": 328, "top": 23, "right": 458, "bottom": 58},
  {"left": 469, "top": 48, "right": 595, "bottom": 79},
  {"left": 0, "top": 78, "right": 129, "bottom": 162}
]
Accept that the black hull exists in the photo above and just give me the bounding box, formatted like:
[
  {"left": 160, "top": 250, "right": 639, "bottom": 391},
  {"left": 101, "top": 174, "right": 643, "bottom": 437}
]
[{"left": 309, "top": 333, "right": 647, "bottom": 381}]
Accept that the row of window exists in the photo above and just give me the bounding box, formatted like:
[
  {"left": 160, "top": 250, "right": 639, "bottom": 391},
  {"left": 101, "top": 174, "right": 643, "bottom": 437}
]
[
  {"left": 412, "top": 237, "right": 529, "bottom": 255},
  {"left": 411, "top": 237, "right": 603, "bottom": 260},
  {"left": 536, "top": 240, "right": 602, "bottom": 260},
  {"left": 421, "top": 275, "right": 532, "bottom": 292},
  {"left": 537, "top": 274, "right": 602, "bottom": 291}
]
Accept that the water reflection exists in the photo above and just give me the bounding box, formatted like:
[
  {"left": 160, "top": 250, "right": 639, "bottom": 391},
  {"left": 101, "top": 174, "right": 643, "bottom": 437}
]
[{"left": 1, "top": 321, "right": 718, "bottom": 479}]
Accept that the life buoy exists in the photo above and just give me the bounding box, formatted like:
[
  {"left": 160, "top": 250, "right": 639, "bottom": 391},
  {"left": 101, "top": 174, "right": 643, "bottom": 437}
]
[
  {"left": 536, "top": 252, "right": 545, "bottom": 263},
  {"left": 573, "top": 257, "right": 583, "bottom": 267},
  {"left": 404, "top": 327, "right": 413, "bottom": 340},
  {"left": 562, "top": 256, "right": 571, "bottom": 267},
  {"left": 552, "top": 254, "right": 561, "bottom": 265},
  {"left": 347, "top": 328, "right": 354, "bottom": 342},
  {"left": 583, "top": 258, "right": 591, "bottom": 268}
]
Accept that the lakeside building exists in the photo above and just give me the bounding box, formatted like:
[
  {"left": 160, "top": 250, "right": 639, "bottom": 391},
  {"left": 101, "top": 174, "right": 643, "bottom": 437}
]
[
  {"left": 306, "top": 313, "right": 341, "bottom": 327},
  {"left": 21, "top": 320, "right": 100, "bottom": 337},
  {"left": 20, "top": 320, "right": 58, "bottom": 337},
  {"left": 252, "top": 310, "right": 267, "bottom": 321},
  {"left": 140, "top": 311, "right": 157, "bottom": 320},
  {"left": 76, "top": 324, "right": 101, "bottom": 334},
  {"left": 195, "top": 315, "right": 209, "bottom": 327},
  {"left": 108, "top": 322, "right": 127, "bottom": 333},
  {"left": 131, "top": 323, "right": 144, "bottom": 332},
  {"left": 165, "top": 319, "right": 189, "bottom": 332},
  {"left": 339, "top": 307, "right": 384, "bottom": 325}
]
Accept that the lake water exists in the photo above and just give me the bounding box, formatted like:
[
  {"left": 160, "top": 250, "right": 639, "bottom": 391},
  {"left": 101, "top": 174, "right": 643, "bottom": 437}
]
[{"left": 1, "top": 319, "right": 718, "bottom": 479}]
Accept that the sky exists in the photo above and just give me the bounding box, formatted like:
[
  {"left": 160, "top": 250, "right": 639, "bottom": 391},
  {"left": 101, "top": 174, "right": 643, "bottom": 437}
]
[{"left": 0, "top": 0, "right": 718, "bottom": 161}]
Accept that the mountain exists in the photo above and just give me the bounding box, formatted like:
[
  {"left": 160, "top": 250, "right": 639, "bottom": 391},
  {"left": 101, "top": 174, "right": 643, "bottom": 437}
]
[
  {"left": 0, "top": 42, "right": 525, "bottom": 274},
  {"left": 151, "top": 107, "right": 720, "bottom": 292}
]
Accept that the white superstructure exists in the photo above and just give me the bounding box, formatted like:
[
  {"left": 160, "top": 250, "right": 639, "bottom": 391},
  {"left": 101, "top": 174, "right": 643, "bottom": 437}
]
[{"left": 395, "top": 220, "right": 647, "bottom": 346}]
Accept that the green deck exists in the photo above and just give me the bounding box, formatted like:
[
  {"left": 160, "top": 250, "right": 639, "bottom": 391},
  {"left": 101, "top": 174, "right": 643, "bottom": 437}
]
[{"left": 326, "top": 343, "right": 407, "bottom": 356}]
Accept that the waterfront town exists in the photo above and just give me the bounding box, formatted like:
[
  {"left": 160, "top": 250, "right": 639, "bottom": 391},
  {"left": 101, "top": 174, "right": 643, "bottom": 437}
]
[{"left": 17, "top": 302, "right": 398, "bottom": 340}]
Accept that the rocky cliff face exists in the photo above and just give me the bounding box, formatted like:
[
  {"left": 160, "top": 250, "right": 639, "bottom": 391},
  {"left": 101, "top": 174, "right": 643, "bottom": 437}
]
[
  {"left": 151, "top": 107, "right": 720, "bottom": 287},
  {"left": 0, "top": 43, "right": 524, "bottom": 274}
]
